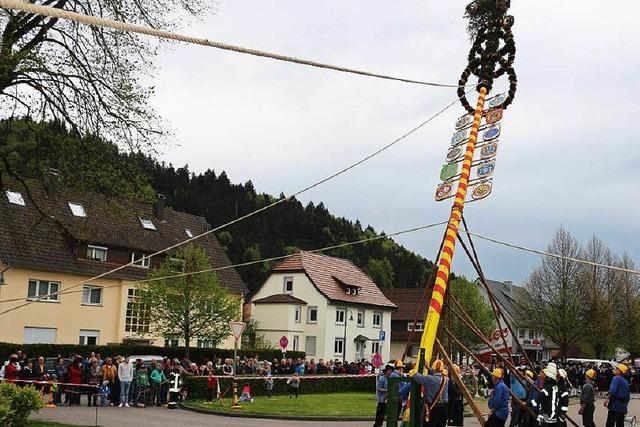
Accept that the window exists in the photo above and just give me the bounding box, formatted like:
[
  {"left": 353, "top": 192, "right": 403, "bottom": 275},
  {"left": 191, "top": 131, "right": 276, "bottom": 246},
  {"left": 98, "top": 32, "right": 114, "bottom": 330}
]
[
  {"left": 357, "top": 310, "right": 365, "bottom": 327},
  {"left": 292, "top": 335, "right": 299, "bottom": 351},
  {"left": 24, "top": 327, "right": 56, "bottom": 344},
  {"left": 197, "top": 339, "right": 213, "bottom": 348},
  {"left": 130, "top": 251, "right": 150, "bottom": 268},
  {"left": 305, "top": 336, "right": 317, "bottom": 356},
  {"left": 139, "top": 217, "right": 157, "bottom": 231},
  {"left": 185, "top": 228, "right": 194, "bottom": 238},
  {"left": 345, "top": 286, "right": 360, "bottom": 295},
  {"left": 371, "top": 341, "right": 381, "bottom": 355},
  {"left": 518, "top": 329, "right": 525, "bottom": 339},
  {"left": 529, "top": 330, "right": 534, "bottom": 339},
  {"left": 407, "top": 321, "right": 424, "bottom": 331},
  {"left": 372, "top": 312, "right": 382, "bottom": 328},
  {"left": 87, "top": 245, "right": 107, "bottom": 262},
  {"left": 307, "top": 306, "right": 318, "bottom": 323},
  {"left": 82, "top": 285, "right": 102, "bottom": 305},
  {"left": 6, "top": 190, "right": 25, "bottom": 206},
  {"left": 283, "top": 277, "right": 294, "bottom": 293},
  {"left": 335, "top": 308, "right": 346, "bottom": 325},
  {"left": 334, "top": 338, "right": 344, "bottom": 356},
  {"left": 409, "top": 344, "right": 420, "bottom": 357},
  {"left": 79, "top": 330, "right": 99, "bottom": 346},
  {"left": 164, "top": 338, "right": 179, "bottom": 347},
  {"left": 294, "top": 306, "right": 301, "bottom": 323},
  {"left": 125, "top": 288, "right": 150, "bottom": 333},
  {"left": 27, "top": 279, "right": 60, "bottom": 302},
  {"left": 68, "top": 202, "right": 86, "bottom": 217}
]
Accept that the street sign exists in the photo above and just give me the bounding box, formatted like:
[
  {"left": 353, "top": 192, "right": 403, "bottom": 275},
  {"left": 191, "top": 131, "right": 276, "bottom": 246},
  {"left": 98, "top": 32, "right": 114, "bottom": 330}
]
[
  {"left": 279, "top": 335, "right": 289, "bottom": 350},
  {"left": 372, "top": 353, "right": 383, "bottom": 368},
  {"left": 229, "top": 321, "right": 246, "bottom": 342},
  {"left": 379, "top": 330, "right": 386, "bottom": 341}
]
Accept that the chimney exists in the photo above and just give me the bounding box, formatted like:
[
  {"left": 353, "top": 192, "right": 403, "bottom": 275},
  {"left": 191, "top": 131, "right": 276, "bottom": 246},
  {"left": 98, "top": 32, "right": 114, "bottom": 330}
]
[
  {"left": 155, "top": 194, "right": 165, "bottom": 220},
  {"left": 43, "top": 168, "right": 60, "bottom": 195},
  {"left": 504, "top": 280, "right": 513, "bottom": 292}
]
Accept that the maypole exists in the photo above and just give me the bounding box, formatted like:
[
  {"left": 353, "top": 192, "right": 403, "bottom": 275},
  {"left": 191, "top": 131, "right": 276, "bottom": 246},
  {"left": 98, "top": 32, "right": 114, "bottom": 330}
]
[{"left": 403, "top": 2, "right": 518, "bottom": 425}]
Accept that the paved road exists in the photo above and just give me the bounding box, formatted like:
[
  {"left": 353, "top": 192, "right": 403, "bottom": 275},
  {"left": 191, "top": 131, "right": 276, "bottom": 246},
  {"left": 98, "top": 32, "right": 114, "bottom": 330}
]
[{"left": 31, "top": 396, "right": 640, "bottom": 426}]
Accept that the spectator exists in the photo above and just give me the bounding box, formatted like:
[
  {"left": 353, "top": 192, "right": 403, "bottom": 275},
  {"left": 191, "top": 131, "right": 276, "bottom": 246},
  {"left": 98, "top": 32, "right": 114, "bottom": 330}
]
[
  {"left": 117, "top": 356, "right": 133, "bottom": 408},
  {"left": 265, "top": 372, "right": 274, "bottom": 398},
  {"left": 67, "top": 357, "right": 83, "bottom": 406},
  {"left": 287, "top": 373, "right": 300, "bottom": 398},
  {"left": 150, "top": 363, "right": 166, "bottom": 407},
  {"left": 98, "top": 380, "right": 110, "bottom": 407},
  {"left": 101, "top": 357, "right": 118, "bottom": 406},
  {"left": 87, "top": 358, "right": 102, "bottom": 407},
  {"left": 206, "top": 369, "right": 219, "bottom": 404},
  {"left": 135, "top": 366, "right": 150, "bottom": 407}
]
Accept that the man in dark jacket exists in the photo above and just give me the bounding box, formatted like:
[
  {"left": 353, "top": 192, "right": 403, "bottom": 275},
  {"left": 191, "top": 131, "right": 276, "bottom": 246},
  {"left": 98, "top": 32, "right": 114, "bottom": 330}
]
[
  {"left": 605, "top": 364, "right": 630, "bottom": 427},
  {"left": 533, "top": 363, "right": 568, "bottom": 427},
  {"left": 579, "top": 369, "right": 596, "bottom": 427}
]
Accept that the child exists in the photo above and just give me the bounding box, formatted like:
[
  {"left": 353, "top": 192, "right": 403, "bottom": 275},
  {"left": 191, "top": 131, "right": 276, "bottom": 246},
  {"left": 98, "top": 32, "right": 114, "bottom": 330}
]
[
  {"left": 287, "top": 373, "right": 300, "bottom": 398},
  {"left": 51, "top": 374, "right": 61, "bottom": 406},
  {"left": 206, "top": 372, "right": 219, "bottom": 404},
  {"left": 135, "top": 366, "right": 150, "bottom": 407},
  {"left": 239, "top": 383, "right": 252, "bottom": 402},
  {"left": 99, "top": 380, "right": 110, "bottom": 407},
  {"left": 265, "top": 373, "right": 274, "bottom": 398}
]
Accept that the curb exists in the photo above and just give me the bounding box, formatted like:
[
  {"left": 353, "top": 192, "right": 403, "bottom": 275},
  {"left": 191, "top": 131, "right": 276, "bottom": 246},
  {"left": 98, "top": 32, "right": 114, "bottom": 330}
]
[{"left": 178, "top": 402, "right": 375, "bottom": 421}]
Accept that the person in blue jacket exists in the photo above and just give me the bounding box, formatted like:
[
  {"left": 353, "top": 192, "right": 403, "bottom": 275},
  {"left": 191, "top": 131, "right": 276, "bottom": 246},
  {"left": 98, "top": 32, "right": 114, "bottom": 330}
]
[
  {"left": 605, "top": 364, "right": 630, "bottom": 427},
  {"left": 487, "top": 368, "right": 510, "bottom": 427}
]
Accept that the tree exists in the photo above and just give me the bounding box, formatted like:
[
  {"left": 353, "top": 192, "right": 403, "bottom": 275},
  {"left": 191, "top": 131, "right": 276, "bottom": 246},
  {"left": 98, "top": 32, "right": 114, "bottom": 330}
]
[
  {"left": 517, "top": 227, "right": 588, "bottom": 359},
  {"left": 241, "top": 319, "right": 274, "bottom": 350},
  {"left": 135, "top": 245, "right": 240, "bottom": 358},
  {"left": 0, "top": 0, "right": 219, "bottom": 146},
  {"left": 580, "top": 236, "right": 617, "bottom": 358},
  {"left": 365, "top": 257, "right": 395, "bottom": 288},
  {"left": 448, "top": 276, "right": 495, "bottom": 358},
  {"left": 614, "top": 253, "right": 640, "bottom": 358}
]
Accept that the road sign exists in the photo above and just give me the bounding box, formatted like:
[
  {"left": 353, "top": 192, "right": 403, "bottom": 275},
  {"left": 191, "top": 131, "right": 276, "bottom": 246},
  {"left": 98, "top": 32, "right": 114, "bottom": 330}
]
[
  {"left": 372, "top": 353, "right": 383, "bottom": 368},
  {"left": 379, "top": 330, "right": 386, "bottom": 341},
  {"left": 279, "top": 335, "right": 289, "bottom": 350},
  {"left": 229, "top": 321, "right": 246, "bottom": 342}
]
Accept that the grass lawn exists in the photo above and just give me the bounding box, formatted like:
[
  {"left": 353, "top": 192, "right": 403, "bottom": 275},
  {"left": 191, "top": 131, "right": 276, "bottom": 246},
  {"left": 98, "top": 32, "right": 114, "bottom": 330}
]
[{"left": 185, "top": 392, "right": 377, "bottom": 418}]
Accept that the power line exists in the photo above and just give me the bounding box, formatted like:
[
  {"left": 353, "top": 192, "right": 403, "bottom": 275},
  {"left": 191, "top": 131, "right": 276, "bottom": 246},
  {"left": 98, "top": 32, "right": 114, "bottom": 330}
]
[
  {"left": 462, "top": 229, "right": 640, "bottom": 276},
  {"left": 0, "top": 221, "right": 447, "bottom": 304},
  {"left": 0, "top": 92, "right": 466, "bottom": 316},
  {"left": 0, "top": 0, "right": 470, "bottom": 89}
]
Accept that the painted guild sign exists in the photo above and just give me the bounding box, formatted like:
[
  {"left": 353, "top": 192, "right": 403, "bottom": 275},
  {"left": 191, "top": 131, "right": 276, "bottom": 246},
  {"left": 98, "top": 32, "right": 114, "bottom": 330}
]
[
  {"left": 435, "top": 182, "right": 454, "bottom": 201},
  {"left": 488, "top": 93, "right": 507, "bottom": 108},
  {"left": 480, "top": 142, "right": 498, "bottom": 159},
  {"left": 447, "top": 146, "right": 464, "bottom": 162},
  {"left": 476, "top": 161, "right": 495, "bottom": 179},
  {"left": 482, "top": 124, "right": 501, "bottom": 141},
  {"left": 440, "top": 163, "right": 459, "bottom": 181},
  {"left": 455, "top": 114, "right": 472, "bottom": 129},
  {"left": 471, "top": 180, "right": 492, "bottom": 200},
  {"left": 485, "top": 108, "right": 503, "bottom": 125},
  {"left": 451, "top": 129, "right": 467, "bottom": 146}
]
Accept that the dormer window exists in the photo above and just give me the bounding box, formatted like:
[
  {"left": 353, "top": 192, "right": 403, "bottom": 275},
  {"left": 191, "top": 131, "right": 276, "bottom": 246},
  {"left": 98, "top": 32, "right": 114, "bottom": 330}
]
[
  {"left": 131, "top": 251, "right": 150, "bottom": 268},
  {"left": 185, "top": 228, "right": 193, "bottom": 238},
  {"left": 139, "top": 217, "right": 157, "bottom": 231},
  {"left": 6, "top": 190, "right": 25, "bottom": 206},
  {"left": 87, "top": 245, "right": 107, "bottom": 262},
  {"left": 68, "top": 202, "right": 86, "bottom": 217},
  {"left": 345, "top": 286, "right": 360, "bottom": 295}
]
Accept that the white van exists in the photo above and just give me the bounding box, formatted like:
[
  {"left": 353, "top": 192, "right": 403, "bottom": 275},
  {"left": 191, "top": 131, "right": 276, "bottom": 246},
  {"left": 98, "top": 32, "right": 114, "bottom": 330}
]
[{"left": 566, "top": 358, "right": 620, "bottom": 370}]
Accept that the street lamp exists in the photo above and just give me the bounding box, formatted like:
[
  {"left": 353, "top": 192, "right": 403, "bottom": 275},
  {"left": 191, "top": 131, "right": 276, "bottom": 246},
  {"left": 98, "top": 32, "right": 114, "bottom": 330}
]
[{"left": 342, "top": 309, "right": 354, "bottom": 364}]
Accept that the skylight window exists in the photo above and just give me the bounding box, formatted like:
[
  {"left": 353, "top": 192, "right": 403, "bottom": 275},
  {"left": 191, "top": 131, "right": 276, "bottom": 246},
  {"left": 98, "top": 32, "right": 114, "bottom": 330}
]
[
  {"left": 139, "top": 217, "right": 157, "bottom": 231},
  {"left": 68, "top": 202, "right": 86, "bottom": 217},
  {"left": 185, "top": 228, "right": 193, "bottom": 238},
  {"left": 6, "top": 190, "right": 25, "bottom": 206}
]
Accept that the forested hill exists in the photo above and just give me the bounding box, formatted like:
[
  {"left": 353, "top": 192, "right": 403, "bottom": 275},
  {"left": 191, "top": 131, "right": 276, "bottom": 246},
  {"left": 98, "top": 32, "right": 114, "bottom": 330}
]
[{"left": 1, "top": 120, "right": 435, "bottom": 293}]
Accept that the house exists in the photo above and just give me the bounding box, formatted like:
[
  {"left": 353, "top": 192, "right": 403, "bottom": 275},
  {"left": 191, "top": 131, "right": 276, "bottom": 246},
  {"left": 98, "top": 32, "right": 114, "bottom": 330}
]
[
  {"left": 475, "top": 279, "right": 555, "bottom": 362},
  {"left": 381, "top": 288, "right": 428, "bottom": 361},
  {"left": 250, "top": 252, "right": 396, "bottom": 361},
  {"left": 0, "top": 182, "right": 248, "bottom": 348}
]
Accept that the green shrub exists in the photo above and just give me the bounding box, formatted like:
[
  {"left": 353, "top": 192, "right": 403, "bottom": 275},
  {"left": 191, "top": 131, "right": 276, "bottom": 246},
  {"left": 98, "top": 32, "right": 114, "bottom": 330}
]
[
  {"left": 0, "top": 342, "right": 304, "bottom": 364},
  {"left": 0, "top": 382, "right": 44, "bottom": 426},
  {"left": 184, "top": 375, "right": 376, "bottom": 400}
]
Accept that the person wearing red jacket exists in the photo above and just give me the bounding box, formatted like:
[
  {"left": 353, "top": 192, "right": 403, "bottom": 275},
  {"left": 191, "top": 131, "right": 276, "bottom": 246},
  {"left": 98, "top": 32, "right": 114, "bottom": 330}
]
[
  {"left": 4, "top": 355, "right": 20, "bottom": 383},
  {"left": 67, "top": 357, "right": 84, "bottom": 406}
]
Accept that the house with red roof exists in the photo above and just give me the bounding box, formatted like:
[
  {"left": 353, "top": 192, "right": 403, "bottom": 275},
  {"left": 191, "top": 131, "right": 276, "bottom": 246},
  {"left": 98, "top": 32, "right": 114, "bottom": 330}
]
[{"left": 250, "top": 252, "right": 396, "bottom": 362}]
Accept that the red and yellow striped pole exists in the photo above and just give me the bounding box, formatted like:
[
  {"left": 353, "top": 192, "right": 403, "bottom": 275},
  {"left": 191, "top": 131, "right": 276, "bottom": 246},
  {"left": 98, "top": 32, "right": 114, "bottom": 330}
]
[{"left": 418, "top": 87, "right": 488, "bottom": 368}]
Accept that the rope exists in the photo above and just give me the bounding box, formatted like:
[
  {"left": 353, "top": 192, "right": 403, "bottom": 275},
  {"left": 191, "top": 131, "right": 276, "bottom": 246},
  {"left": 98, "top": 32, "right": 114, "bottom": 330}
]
[
  {"left": 462, "top": 229, "right": 640, "bottom": 276},
  {"left": 0, "top": 90, "right": 465, "bottom": 315},
  {"left": 0, "top": 0, "right": 469, "bottom": 89},
  {"left": 0, "top": 221, "right": 447, "bottom": 304}
]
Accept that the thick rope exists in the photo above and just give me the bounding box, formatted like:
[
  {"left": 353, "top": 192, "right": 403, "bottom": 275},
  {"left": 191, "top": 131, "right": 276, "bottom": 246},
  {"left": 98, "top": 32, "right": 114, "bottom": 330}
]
[{"left": 0, "top": 0, "right": 469, "bottom": 88}]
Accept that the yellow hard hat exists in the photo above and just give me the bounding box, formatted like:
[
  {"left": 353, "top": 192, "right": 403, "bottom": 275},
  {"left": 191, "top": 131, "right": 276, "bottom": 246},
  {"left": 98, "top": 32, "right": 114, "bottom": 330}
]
[
  {"left": 618, "top": 364, "right": 629, "bottom": 374},
  {"left": 492, "top": 368, "right": 504, "bottom": 379},
  {"left": 586, "top": 369, "right": 596, "bottom": 379},
  {"left": 525, "top": 370, "right": 534, "bottom": 379},
  {"left": 395, "top": 359, "right": 404, "bottom": 368},
  {"left": 452, "top": 364, "right": 461, "bottom": 374},
  {"left": 431, "top": 359, "right": 445, "bottom": 372}
]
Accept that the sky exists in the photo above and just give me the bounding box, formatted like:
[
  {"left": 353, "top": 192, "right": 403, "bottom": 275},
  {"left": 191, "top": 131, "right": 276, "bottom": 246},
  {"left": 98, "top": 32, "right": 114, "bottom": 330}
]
[{"left": 149, "top": 0, "right": 640, "bottom": 285}]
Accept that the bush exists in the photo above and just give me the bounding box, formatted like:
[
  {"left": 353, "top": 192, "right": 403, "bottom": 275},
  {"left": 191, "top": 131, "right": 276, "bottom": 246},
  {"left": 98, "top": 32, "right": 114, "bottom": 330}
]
[
  {"left": 0, "top": 342, "right": 304, "bottom": 364},
  {"left": 0, "top": 382, "right": 44, "bottom": 426},
  {"left": 184, "top": 375, "right": 376, "bottom": 400}
]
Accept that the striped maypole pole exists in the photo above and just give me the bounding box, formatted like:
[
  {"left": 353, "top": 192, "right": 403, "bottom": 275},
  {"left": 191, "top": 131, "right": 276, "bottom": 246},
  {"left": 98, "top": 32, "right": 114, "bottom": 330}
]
[{"left": 418, "top": 86, "right": 487, "bottom": 368}]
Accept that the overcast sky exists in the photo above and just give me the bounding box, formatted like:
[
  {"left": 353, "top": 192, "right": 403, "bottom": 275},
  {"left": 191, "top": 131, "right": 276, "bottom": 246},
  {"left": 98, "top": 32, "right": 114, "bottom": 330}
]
[{"left": 150, "top": 1, "right": 640, "bottom": 285}]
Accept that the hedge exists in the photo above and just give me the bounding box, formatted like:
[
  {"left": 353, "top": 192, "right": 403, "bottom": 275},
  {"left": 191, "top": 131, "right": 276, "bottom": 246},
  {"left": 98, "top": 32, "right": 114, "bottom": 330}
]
[
  {"left": 0, "top": 342, "right": 304, "bottom": 364},
  {"left": 184, "top": 374, "right": 376, "bottom": 399}
]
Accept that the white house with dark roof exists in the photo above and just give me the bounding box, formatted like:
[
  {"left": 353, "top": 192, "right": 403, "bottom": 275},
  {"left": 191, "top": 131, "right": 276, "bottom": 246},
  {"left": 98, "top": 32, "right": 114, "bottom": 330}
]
[
  {"left": 0, "top": 181, "right": 247, "bottom": 348},
  {"left": 250, "top": 252, "right": 396, "bottom": 361}
]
